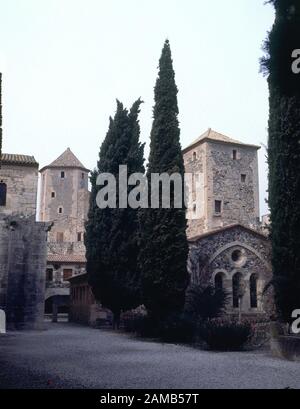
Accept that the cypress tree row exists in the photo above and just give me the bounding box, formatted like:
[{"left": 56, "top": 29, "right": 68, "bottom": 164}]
[
  {"left": 139, "top": 40, "right": 189, "bottom": 321},
  {"left": 85, "top": 100, "right": 145, "bottom": 327},
  {"left": 261, "top": 0, "right": 300, "bottom": 321}
]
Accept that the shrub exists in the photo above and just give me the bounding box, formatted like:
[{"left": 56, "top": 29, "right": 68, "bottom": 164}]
[
  {"left": 158, "top": 313, "right": 196, "bottom": 343},
  {"left": 199, "top": 318, "right": 253, "bottom": 351},
  {"left": 185, "top": 285, "right": 229, "bottom": 321},
  {"left": 122, "top": 314, "right": 160, "bottom": 338},
  {"left": 122, "top": 312, "right": 196, "bottom": 343}
]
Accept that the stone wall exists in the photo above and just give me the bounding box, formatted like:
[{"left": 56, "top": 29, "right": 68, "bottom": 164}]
[
  {"left": 206, "top": 141, "right": 260, "bottom": 232},
  {"left": 184, "top": 140, "right": 260, "bottom": 238},
  {"left": 47, "top": 241, "right": 86, "bottom": 256},
  {"left": 39, "top": 167, "right": 89, "bottom": 236},
  {"left": 0, "top": 164, "right": 38, "bottom": 217},
  {"left": 184, "top": 144, "right": 206, "bottom": 237},
  {"left": 0, "top": 214, "right": 50, "bottom": 330}
]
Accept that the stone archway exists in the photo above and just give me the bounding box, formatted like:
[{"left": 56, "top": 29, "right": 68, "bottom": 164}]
[{"left": 45, "top": 288, "right": 70, "bottom": 322}]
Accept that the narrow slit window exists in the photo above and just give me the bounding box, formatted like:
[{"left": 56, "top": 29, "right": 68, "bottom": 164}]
[
  {"left": 215, "top": 200, "right": 222, "bottom": 214},
  {"left": 0, "top": 182, "right": 7, "bottom": 206}
]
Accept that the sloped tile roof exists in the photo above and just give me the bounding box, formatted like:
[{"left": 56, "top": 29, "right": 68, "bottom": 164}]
[
  {"left": 0, "top": 153, "right": 39, "bottom": 167},
  {"left": 40, "top": 148, "right": 89, "bottom": 172},
  {"left": 183, "top": 128, "right": 260, "bottom": 153},
  {"left": 188, "top": 223, "right": 268, "bottom": 242}
]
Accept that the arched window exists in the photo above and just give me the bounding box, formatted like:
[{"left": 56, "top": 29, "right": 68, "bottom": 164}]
[
  {"left": 232, "top": 272, "right": 243, "bottom": 308},
  {"left": 250, "top": 274, "right": 258, "bottom": 308},
  {"left": 193, "top": 152, "right": 197, "bottom": 161},
  {"left": 0, "top": 182, "right": 7, "bottom": 206},
  {"left": 215, "top": 272, "right": 224, "bottom": 291}
]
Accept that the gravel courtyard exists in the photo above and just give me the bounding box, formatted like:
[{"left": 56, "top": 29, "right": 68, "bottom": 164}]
[{"left": 0, "top": 322, "right": 299, "bottom": 389}]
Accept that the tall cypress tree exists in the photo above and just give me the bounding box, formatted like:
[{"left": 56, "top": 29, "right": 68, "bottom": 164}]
[
  {"left": 85, "top": 99, "right": 145, "bottom": 327},
  {"left": 261, "top": 0, "right": 300, "bottom": 322},
  {"left": 139, "top": 40, "right": 189, "bottom": 321}
]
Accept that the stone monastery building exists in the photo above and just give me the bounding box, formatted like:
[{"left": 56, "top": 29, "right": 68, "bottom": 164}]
[{"left": 184, "top": 129, "right": 271, "bottom": 316}]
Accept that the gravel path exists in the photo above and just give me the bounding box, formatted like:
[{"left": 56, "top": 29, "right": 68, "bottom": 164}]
[{"left": 0, "top": 322, "right": 299, "bottom": 389}]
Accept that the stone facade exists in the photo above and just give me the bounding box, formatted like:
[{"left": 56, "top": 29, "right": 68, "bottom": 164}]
[
  {"left": 0, "top": 215, "right": 50, "bottom": 329},
  {"left": 0, "top": 155, "right": 49, "bottom": 329},
  {"left": 183, "top": 129, "right": 260, "bottom": 239},
  {"left": 0, "top": 155, "right": 39, "bottom": 217},
  {"left": 188, "top": 224, "right": 272, "bottom": 315}
]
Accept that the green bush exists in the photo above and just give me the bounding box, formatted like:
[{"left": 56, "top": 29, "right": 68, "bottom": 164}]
[
  {"left": 199, "top": 318, "right": 253, "bottom": 351},
  {"left": 122, "top": 314, "right": 160, "bottom": 338},
  {"left": 158, "top": 313, "right": 196, "bottom": 343},
  {"left": 122, "top": 312, "right": 196, "bottom": 343},
  {"left": 185, "top": 285, "right": 229, "bottom": 321}
]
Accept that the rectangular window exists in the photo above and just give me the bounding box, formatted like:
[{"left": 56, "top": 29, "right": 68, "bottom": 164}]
[
  {"left": 58, "top": 207, "right": 63, "bottom": 214},
  {"left": 56, "top": 232, "right": 64, "bottom": 242},
  {"left": 61, "top": 171, "right": 65, "bottom": 179},
  {"left": 232, "top": 150, "right": 237, "bottom": 160},
  {"left": 77, "top": 232, "right": 82, "bottom": 242},
  {"left": 63, "top": 269, "right": 73, "bottom": 281},
  {"left": 215, "top": 200, "right": 222, "bottom": 214},
  {"left": 241, "top": 174, "right": 246, "bottom": 183},
  {"left": 51, "top": 191, "right": 55, "bottom": 198}
]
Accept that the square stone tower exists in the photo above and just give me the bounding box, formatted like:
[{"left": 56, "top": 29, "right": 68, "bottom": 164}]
[
  {"left": 183, "top": 129, "right": 260, "bottom": 238},
  {"left": 39, "top": 148, "right": 90, "bottom": 246}
]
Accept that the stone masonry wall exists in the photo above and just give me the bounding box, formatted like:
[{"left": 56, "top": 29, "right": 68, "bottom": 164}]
[
  {"left": 0, "top": 164, "right": 38, "bottom": 216},
  {"left": 184, "top": 144, "right": 206, "bottom": 237},
  {"left": 184, "top": 141, "right": 260, "bottom": 239},
  {"left": 206, "top": 141, "right": 260, "bottom": 232},
  {"left": 0, "top": 214, "right": 50, "bottom": 330},
  {"left": 39, "top": 167, "right": 89, "bottom": 243}
]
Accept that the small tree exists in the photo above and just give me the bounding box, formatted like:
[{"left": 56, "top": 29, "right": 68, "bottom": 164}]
[
  {"left": 185, "top": 285, "right": 229, "bottom": 321},
  {"left": 85, "top": 100, "right": 145, "bottom": 328}
]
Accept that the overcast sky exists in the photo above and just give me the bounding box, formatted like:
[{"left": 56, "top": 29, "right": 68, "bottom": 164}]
[{"left": 0, "top": 0, "right": 274, "bottom": 215}]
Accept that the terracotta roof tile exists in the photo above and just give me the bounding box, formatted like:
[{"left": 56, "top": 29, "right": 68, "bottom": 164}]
[
  {"left": 40, "top": 148, "right": 89, "bottom": 172},
  {"left": 1, "top": 153, "right": 39, "bottom": 167},
  {"left": 183, "top": 128, "right": 261, "bottom": 153}
]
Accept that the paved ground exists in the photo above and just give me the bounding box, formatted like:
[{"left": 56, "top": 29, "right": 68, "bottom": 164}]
[{"left": 0, "top": 322, "right": 299, "bottom": 389}]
